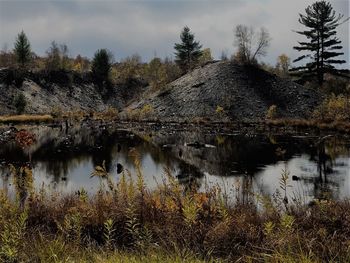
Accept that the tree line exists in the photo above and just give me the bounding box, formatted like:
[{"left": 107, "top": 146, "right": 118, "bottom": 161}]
[{"left": 0, "top": 0, "right": 348, "bottom": 90}]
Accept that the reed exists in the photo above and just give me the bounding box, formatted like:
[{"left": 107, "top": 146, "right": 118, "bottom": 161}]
[{"left": 0, "top": 161, "right": 350, "bottom": 262}]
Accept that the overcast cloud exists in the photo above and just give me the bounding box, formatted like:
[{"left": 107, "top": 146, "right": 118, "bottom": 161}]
[{"left": 0, "top": 0, "right": 349, "bottom": 66}]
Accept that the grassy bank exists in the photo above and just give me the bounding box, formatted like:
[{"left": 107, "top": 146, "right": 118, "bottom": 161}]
[
  {"left": 265, "top": 118, "right": 350, "bottom": 133},
  {"left": 1, "top": 162, "right": 350, "bottom": 263},
  {"left": 0, "top": 108, "right": 118, "bottom": 125},
  {"left": 0, "top": 114, "right": 54, "bottom": 124}
]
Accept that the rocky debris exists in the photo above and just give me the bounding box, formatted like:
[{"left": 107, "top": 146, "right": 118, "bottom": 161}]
[
  {"left": 0, "top": 126, "right": 18, "bottom": 143},
  {"left": 125, "top": 61, "right": 323, "bottom": 122},
  {"left": 185, "top": 141, "right": 216, "bottom": 149}
]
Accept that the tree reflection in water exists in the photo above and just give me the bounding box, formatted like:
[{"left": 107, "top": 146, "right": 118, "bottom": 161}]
[
  {"left": 9, "top": 164, "right": 33, "bottom": 209},
  {"left": 0, "top": 125, "right": 349, "bottom": 203}
]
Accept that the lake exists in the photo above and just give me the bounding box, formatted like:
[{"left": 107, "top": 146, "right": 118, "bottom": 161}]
[{"left": 0, "top": 123, "right": 349, "bottom": 204}]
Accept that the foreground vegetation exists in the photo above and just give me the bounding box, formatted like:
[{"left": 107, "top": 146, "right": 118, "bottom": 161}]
[{"left": 1, "top": 158, "right": 350, "bottom": 263}]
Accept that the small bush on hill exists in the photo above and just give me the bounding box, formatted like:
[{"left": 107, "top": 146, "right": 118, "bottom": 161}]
[
  {"left": 13, "top": 93, "right": 27, "bottom": 114},
  {"left": 140, "top": 104, "right": 154, "bottom": 118},
  {"left": 95, "top": 107, "right": 119, "bottom": 120},
  {"left": 216, "top": 105, "right": 224, "bottom": 114},
  {"left": 266, "top": 105, "right": 278, "bottom": 119}
]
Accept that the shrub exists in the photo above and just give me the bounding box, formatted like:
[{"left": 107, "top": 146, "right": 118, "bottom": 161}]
[
  {"left": 216, "top": 105, "right": 224, "bottom": 114},
  {"left": 50, "top": 106, "right": 63, "bottom": 118},
  {"left": 126, "top": 108, "right": 141, "bottom": 120},
  {"left": 140, "top": 104, "right": 154, "bottom": 117},
  {"left": 114, "top": 54, "right": 144, "bottom": 83},
  {"left": 95, "top": 107, "right": 119, "bottom": 120},
  {"left": 125, "top": 105, "right": 154, "bottom": 121},
  {"left": 144, "top": 57, "right": 167, "bottom": 91},
  {"left": 266, "top": 105, "right": 277, "bottom": 119},
  {"left": 13, "top": 93, "right": 27, "bottom": 114},
  {"left": 314, "top": 94, "right": 350, "bottom": 122}
]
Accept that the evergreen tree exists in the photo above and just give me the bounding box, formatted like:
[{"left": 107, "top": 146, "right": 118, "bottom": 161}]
[
  {"left": 14, "top": 31, "right": 31, "bottom": 67},
  {"left": 91, "top": 49, "right": 112, "bottom": 84},
  {"left": 174, "top": 26, "right": 203, "bottom": 73},
  {"left": 291, "top": 1, "right": 348, "bottom": 85},
  {"left": 13, "top": 93, "right": 27, "bottom": 114}
]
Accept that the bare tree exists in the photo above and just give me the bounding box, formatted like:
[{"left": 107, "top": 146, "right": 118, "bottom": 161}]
[
  {"left": 0, "top": 43, "right": 15, "bottom": 68},
  {"left": 45, "top": 41, "right": 72, "bottom": 71},
  {"left": 275, "top": 54, "right": 291, "bottom": 77},
  {"left": 46, "top": 41, "right": 61, "bottom": 71},
  {"left": 220, "top": 50, "right": 229, "bottom": 61},
  {"left": 59, "top": 43, "right": 70, "bottom": 70},
  {"left": 233, "top": 25, "right": 271, "bottom": 64}
]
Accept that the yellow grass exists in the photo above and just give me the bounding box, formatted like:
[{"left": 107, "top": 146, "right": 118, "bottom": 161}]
[
  {"left": 0, "top": 114, "right": 54, "bottom": 123},
  {"left": 265, "top": 118, "right": 350, "bottom": 133}
]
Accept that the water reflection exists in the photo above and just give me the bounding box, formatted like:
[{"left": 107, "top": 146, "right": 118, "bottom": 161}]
[{"left": 0, "top": 124, "right": 349, "bottom": 203}]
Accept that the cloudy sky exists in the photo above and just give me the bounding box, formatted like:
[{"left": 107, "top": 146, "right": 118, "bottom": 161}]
[{"left": 0, "top": 0, "right": 349, "bottom": 66}]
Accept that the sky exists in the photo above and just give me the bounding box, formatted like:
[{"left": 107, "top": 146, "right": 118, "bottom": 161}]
[{"left": 0, "top": 0, "right": 349, "bottom": 67}]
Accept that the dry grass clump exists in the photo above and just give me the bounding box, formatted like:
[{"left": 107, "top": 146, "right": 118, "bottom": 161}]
[
  {"left": 124, "top": 104, "right": 155, "bottom": 121},
  {"left": 265, "top": 118, "right": 350, "bottom": 133},
  {"left": 0, "top": 114, "right": 54, "bottom": 124},
  {"left": 266, "top": 105, "right": 278, "bottom": 120},
  {"left": 62, "top": 109, "right": 88, "bottom": 121},
  {"left": 94, "top": 107, "right": 119, "bottom": 121},
  {"left": 1, "top": 159, "right": 350, "bottom": 262}
]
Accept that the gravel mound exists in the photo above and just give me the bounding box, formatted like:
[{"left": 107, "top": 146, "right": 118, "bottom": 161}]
[{"left": 126, "top": 61, "right": 322, "bottom": 121}]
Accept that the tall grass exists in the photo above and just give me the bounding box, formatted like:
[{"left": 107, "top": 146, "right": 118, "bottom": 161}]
[
  {"left": 1, "top": 158, "right": 350, "bottom": 262},
  {"left": 0, "top": 114, "right": 54, "bottom": 124}
]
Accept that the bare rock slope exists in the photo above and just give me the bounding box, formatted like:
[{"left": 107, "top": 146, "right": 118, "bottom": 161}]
[
  {"left": 126, "top": 61, "right": 322, "bottom": 121},
  {"left": 0, "top": 69, "right": 147, "bottom": 115}
]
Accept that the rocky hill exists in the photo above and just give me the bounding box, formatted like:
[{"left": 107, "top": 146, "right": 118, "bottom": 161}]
[
  {"left": 125, "top": 61, "right": 322, "bottom": 122},
  {"left": 0, "top": 69, "right": 147, "bottom": 115},
  {"left": 0, "top": 62, "right": 323, "bottom": 122}
]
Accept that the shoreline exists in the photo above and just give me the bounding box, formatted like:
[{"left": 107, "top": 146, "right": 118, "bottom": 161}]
[{"left": 1, "top": 114, "right": 349, "bottom": 137}]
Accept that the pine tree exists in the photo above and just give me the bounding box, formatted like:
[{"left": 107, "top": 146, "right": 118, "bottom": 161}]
[
  {"left": 291, "top": 1, "right": 348, "bottom": 85},
  {"left": 91, "top": 49, "right": 112, "bottom": 84},
  {"left": 14, "top": 31, "right": 31, "bottom": 67},
  {"left": 174, "top": 26, "right": 203, "bottom": 73}
]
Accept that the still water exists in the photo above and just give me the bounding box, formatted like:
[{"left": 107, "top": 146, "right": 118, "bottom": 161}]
[{"left": 0, "top": 124, "right": 349, "bottom": 203}]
